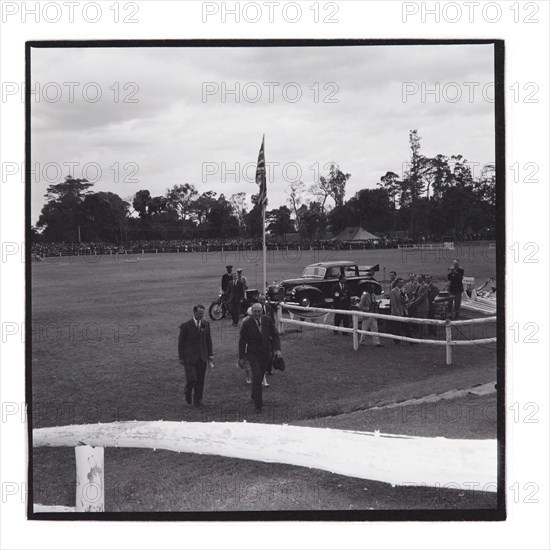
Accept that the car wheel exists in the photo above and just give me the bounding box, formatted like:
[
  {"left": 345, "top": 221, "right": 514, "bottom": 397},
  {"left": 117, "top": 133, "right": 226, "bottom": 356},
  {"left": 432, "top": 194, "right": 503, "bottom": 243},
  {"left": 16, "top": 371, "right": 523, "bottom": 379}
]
[{"left": 299, "top": 295, "right": 311, "bottom": 308}]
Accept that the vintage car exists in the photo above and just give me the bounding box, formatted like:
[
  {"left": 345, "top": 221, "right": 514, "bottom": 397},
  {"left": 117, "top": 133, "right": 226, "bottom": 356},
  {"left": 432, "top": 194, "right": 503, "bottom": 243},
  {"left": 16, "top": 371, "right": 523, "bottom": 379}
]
[{"left": 267, "top": 261, "right": 386, "bottom": 310}]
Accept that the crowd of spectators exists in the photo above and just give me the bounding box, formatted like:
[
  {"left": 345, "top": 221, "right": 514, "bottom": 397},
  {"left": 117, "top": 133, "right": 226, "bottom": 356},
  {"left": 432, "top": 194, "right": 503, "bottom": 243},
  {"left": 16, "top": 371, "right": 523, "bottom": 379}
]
[
  {"left": 31, "top": 238, "right": 395, "bottom": 257},
  {"left": 31, "top": 233, "right": 494, "bottom": 258}
]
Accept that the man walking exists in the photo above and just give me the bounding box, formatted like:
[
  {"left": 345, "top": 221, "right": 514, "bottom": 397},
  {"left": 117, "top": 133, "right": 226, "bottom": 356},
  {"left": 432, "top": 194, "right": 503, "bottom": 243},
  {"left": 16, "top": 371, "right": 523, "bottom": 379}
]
[
  {"left": 227, "top": 272, "right": 246, "bottom": 326},
  {"left": 447, "top": 259, "right": 465, "bottom": 319},
  {"left": 358, "top": 284, "right": 383, "bottom": 347},
  {"left": 331, "top": 274, "right": 352, "bottom": 335},
  {"left": 178, "top": 304, "right": 214, "bottom": 408},
  {"left": 239, "top": 303, "right": 282, "bottom": 414}
]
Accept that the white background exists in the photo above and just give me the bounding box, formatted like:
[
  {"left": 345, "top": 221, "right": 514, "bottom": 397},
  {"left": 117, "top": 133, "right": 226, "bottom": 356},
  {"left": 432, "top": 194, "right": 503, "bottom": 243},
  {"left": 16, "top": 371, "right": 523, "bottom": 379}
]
[{"left": 1, "top": 1, "right": 548, "bottom": 549}]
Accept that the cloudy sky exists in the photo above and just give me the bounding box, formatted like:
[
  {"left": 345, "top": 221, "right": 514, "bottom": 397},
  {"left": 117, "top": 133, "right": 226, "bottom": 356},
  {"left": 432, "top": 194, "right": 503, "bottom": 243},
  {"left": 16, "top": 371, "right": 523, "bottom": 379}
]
[{"left": 30, "top": 43, "right": 495, "bottom": 222}]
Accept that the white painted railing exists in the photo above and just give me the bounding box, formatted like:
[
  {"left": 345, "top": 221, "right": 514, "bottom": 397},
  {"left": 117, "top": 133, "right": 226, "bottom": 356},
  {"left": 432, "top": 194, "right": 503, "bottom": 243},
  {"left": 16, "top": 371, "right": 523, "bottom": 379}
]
[
  {"left": 277, "top": 303, "right": 496, "bottom": 366},
  {"left": 33, "top": 421, "right": 497, "bottom": 512},
  {"left": 397, "top": 242, "right": 455, "bottom": 251}
]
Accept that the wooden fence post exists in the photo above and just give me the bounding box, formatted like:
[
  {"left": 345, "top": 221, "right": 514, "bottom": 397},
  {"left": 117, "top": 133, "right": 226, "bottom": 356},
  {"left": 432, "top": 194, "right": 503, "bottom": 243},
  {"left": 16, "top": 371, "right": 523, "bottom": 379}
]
[
  {"left": 352, "top": 313, "right": 359, "bottom": 351},
  {"left": 75, "top": 445, "right": 105, "bottom": 512},
  {"left": 445, "top": 320, "right": 453, "bottom": 365},
  {"left": 278, "top": 303, "right": 284, "bottom": 334}
]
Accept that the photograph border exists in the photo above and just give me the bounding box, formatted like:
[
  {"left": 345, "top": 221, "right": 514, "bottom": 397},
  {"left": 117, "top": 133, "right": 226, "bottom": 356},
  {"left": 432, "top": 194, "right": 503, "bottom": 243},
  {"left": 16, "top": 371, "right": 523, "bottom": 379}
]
[{"left": 25, "top": 37, "right": 506, "bottom": 522}]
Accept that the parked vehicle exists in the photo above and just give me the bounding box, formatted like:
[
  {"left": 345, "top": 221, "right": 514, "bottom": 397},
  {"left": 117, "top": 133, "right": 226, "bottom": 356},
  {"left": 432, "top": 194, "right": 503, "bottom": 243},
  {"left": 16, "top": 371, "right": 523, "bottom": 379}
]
[{"left": 267, "top": 261, "right": 385, "bottom": 310}]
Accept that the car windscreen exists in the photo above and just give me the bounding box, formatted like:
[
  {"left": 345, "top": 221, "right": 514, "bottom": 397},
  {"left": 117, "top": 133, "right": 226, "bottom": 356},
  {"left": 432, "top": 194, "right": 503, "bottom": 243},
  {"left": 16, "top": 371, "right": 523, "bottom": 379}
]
[{"left": 301, "top": 266, "right": 326, "bottom": 278}]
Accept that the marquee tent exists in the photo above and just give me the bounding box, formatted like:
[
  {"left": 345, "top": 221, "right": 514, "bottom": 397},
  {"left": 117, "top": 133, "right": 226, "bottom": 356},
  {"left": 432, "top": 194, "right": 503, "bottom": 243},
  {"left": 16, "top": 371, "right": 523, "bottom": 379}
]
[{"left": 332, "top": 226, "right": 381, "bottom": 242}]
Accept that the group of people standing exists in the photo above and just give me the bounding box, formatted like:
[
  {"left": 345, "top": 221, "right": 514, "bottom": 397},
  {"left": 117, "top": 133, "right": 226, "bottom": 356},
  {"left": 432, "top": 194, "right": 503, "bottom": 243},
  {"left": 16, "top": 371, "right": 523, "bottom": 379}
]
[
  {"left": 330, "top": 274, "right": 384, "bottom": 347},
  {"left": 388, "top": 259, "right": 465, "bottom": 343}
]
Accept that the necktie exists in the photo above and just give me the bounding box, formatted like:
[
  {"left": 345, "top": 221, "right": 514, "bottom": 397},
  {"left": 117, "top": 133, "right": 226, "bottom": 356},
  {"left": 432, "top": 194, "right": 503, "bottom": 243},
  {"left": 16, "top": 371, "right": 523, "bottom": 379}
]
[{"left": 196, "top": 320, "right": 200, "bottom": 330}]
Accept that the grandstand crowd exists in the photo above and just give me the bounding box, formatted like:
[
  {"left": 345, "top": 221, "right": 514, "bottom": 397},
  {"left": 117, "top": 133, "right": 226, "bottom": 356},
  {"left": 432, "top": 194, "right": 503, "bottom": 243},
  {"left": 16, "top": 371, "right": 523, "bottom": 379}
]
[
  {"left": 32, "top": 238, "right": 399, "bottom": 257},
  {"left": 31, "top": 231, "right": 494, "bottom": 258}
]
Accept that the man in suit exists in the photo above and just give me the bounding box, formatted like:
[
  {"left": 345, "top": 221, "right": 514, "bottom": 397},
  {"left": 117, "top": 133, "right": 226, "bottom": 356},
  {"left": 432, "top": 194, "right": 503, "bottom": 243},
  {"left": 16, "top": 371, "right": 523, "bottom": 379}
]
[
  {"left": 408, "top": 274, "right": 430, "bottom": 340},
  {"left": 425, "top": 274, "right": 440, "bottom": 336},
  {"left": 178, "top": 304, "right": 214, "bottom": 408},
  {"left": 447, "top": 259, "right": 465, "bottom": 319},
  {"left": 389, "top": 270, "right": 398, "bottom": 291},
  {"left": 221, "top": 265, "right": 233, "bottom": 293},
  {"left": 389, "top": 278, "right": 406, "bottom": 344},
  {"left": 331, "top": 274, "right": 352, "bottom": 335},
  {"left": 227, "top": 272, "right": 246, "bottom": 326},
  {"left": 239, "top": 303, "right": 282, "bottom": 414},
  {"left": 403, "top": 272, "right": 419, "bottom": 315}
]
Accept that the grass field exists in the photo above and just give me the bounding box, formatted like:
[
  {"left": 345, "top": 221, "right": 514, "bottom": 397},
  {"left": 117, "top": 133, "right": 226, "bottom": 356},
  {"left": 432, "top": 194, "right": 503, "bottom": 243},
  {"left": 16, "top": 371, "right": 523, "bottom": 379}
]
[{"left": 31, "top": 246, "right": 498, "bottom": 512}]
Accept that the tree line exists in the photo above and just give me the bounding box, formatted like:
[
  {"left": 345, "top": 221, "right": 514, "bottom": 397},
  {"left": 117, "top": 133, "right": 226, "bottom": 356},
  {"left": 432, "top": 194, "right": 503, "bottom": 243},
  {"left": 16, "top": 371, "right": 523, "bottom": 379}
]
[{"left": 33, "top": 130, "right": 495, "bottom": 243}]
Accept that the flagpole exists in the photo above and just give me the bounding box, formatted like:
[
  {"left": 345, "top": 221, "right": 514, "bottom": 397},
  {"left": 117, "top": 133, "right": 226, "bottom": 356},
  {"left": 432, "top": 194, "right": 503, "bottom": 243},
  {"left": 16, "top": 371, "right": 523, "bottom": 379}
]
[{"left": 262, "top": 134, "right": 267, "bottom": 295}]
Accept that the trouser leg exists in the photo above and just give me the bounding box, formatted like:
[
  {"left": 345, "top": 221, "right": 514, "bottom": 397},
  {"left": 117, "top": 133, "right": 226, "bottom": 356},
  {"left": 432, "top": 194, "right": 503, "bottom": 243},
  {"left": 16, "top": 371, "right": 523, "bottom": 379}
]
[
  {"left": 250, "top": 359, "right": 265, "bottom": 410},
  {"left": 342, "top": 311, "right": 350, "bottom": 329},
  {"left": 184, "top": 381, "right": 194, "bottom": 400},
  {"left": 359, "top": 319, "right": 367, "bottom": 343},
  {"left": 230, "top": 302, "right": 239, "bottom": 324},
  {"left": 453, "top": 293, "right": 462, "bottom": 319},
  {"left": 194, "top": 360, "right": 207, "bottom": 404},
  {"left": 370, "top": 318, "right": 380, "bottom": 345}
]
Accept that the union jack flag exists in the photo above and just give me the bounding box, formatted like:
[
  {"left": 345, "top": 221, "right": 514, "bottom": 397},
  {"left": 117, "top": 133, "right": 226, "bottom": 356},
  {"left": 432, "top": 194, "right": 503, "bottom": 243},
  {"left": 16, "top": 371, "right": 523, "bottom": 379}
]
[{"left": 255, "top": 135, "right": 267, "bottom": 208}]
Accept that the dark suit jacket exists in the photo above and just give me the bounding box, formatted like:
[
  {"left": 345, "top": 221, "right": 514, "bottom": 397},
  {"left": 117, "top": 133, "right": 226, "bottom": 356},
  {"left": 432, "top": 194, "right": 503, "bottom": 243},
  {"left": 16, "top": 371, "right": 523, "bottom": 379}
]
[
  {"left": 409, "top": 282, "right": 430, "bottom": 316},
  {"left": 178, "top": 319, "right": 213, "bottom": 366},
  {"left": 221, "top": 273, "right": 232, "bottom": 292},
  {"left": 239, "top": 314, "right": 280, "bottom": 363},
  {"left": 448, "top": 267, "right": 464, "bottom": 293},
  {"left": 227, "top": 278, "right": 246, "bottom": 303},
  {"left": 331, "top": 282, "right": 351, "bottom": 309}
]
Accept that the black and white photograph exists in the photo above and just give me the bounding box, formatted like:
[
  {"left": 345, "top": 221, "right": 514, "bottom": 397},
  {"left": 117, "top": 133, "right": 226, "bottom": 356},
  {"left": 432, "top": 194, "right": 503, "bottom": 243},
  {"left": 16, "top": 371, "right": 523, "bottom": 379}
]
[{"left": 26, "top": 39, "right": 504, "bottom": 519}]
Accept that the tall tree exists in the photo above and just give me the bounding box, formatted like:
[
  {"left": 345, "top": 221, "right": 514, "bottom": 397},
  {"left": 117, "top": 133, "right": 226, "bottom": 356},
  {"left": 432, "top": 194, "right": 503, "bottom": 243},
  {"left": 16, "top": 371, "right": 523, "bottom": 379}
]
[
  {"left": 80, "top": 192, "right": 129, "bottom": 243},
  {"left": 165, "top": 183, "right": 198, "bottom": 222},
  {"left": 229, "top": 192, "right": 248, "bottom": 236},
  {"left": 377, "top": 171, "right": 401, "bottom": 230},
  {"left": 266, "top": 205, "right": 294, "bottom": 237},
  {"left": 192, "top": 191, "right": 217, "bottom": 225},
  {"left": 310, "top": 163, "right": 350, "bottom": 211},
  {"left": 37, "top": 175, "right": 94, "bottom": 241},
  {"left": 285, "top": 180, "right": 306, "bottom": 220},
  {"left": 402, "top": 129, "right": 426, "bottom": 234}
]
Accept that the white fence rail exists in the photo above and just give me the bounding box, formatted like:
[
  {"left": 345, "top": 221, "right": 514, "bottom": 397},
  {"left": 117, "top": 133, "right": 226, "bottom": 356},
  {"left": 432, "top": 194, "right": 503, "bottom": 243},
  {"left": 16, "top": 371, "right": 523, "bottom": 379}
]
[
  {"left": 277, "top": 303, "right": 496, "bottom": 366},
  {"left": 33, "top": 421, "right": 497, "bottom": 512},
  {"left": 397, "top": 242, "right": 455, "bottom": 251}
]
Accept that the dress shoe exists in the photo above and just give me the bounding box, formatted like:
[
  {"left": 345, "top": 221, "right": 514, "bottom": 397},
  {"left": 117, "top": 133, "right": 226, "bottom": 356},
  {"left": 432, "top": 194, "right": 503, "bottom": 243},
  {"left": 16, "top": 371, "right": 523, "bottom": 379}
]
[
  {"left": 194, "top": 401, "right": 203, "bottom": 409},
  {"left": 255, "top": 408, "right": 262, "bottom": 414}
]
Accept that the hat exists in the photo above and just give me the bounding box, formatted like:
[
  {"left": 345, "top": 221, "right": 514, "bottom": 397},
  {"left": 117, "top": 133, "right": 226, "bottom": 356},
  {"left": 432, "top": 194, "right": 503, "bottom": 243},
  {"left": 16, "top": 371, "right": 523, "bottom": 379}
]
[
  {"left": 226, "top": 265, "right": 233, "bottom": 269},
  {"left": 237, "top": 268, "right": 243, "bottom": 272}
]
